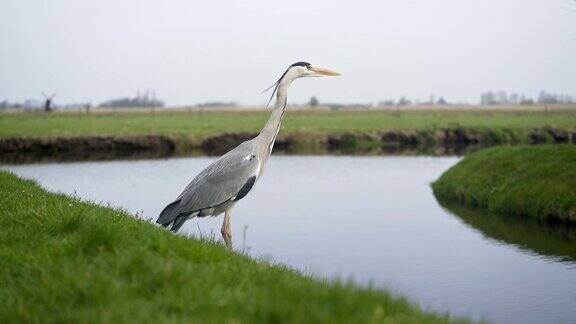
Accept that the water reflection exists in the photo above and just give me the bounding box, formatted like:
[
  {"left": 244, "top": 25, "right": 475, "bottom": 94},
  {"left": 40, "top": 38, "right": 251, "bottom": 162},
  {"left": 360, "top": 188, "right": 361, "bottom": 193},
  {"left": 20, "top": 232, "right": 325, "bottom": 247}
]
[{"left": 439, "top": 202, "right": 576, "bottom": 263}]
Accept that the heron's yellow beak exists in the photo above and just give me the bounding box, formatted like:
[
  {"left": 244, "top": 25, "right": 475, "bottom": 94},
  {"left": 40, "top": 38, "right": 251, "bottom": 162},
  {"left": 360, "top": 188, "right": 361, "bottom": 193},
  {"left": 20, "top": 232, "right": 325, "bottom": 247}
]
[{"left": 310, "top": 67, "right": 341, "bottom": 76}]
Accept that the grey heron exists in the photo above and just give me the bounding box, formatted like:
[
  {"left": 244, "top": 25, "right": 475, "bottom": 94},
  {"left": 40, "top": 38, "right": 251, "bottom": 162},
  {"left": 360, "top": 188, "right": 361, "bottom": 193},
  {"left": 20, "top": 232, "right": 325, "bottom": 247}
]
[{"left": 156, "top": 62, "right": 340, "bottom": 248}]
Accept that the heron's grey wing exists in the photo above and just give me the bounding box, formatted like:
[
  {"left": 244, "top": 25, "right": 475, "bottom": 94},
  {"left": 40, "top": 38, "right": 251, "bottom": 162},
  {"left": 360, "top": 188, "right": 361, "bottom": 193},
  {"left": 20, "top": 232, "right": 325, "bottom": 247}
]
[
  {"left": 157, "top": 144, "right": 260, "bottom": 227},
  {"left": 176, "top": 148, "right": 259, "bottom": 213}
]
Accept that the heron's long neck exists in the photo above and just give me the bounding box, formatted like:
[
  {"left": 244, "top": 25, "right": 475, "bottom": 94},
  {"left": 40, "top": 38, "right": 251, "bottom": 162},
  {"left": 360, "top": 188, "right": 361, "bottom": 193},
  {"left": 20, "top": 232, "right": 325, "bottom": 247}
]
[{"left": 257, "top": 80, "right": 290, "bottom": 158}]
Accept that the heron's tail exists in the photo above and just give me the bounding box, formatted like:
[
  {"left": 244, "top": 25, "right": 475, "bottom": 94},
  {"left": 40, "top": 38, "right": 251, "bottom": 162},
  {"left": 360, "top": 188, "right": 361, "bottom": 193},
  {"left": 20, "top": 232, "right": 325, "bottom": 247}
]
[
  {"left": 169, "top": 214, "right": 189, "bottom": 233},
  {"left": 156, "top": 200, "right": 182, "bottom": 229},
  {"left": 157, "top": 199, "right": 198, "bottom": 232}
]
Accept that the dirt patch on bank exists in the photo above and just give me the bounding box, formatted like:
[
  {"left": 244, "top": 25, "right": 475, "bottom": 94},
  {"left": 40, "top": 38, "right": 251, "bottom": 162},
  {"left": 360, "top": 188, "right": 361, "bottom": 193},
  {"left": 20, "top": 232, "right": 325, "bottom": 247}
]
[
  {"left": 201, "top": 133, "right": 257, "bottom": 156},
  {"left": 200, "top": 133, "right": 295, "bottom": 156},
  {"left": 0, "top": 135, "right": 176, "bottom": 155}
]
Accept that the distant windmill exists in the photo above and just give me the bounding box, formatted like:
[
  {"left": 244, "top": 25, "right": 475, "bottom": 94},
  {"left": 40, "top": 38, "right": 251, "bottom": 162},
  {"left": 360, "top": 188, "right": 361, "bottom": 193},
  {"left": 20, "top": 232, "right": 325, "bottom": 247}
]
[{"left": 42, "top": 92, "right": 57, "bottom": 113}]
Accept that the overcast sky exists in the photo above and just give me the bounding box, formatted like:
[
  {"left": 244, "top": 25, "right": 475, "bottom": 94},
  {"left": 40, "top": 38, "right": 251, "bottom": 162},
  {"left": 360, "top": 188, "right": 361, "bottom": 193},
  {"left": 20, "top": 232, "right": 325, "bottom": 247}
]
[{"left": 1, "top": 0, "right": 575, "bottom": 106}]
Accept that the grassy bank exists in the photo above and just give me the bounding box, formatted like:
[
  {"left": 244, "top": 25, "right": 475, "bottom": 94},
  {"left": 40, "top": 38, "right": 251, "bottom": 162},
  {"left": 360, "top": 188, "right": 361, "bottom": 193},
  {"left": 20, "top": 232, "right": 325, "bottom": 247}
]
[
  {"left": 1, "top": 109, "right": 575, "bottom": 159},
  {"left": 432, "top": 145, "right": 576, "bottom": 223},
  {"left": 0, "top": 171, "right": 457, "bottom": 323},
  {"left": 2, "top": 109, "right": 576, "bottom": 140}
]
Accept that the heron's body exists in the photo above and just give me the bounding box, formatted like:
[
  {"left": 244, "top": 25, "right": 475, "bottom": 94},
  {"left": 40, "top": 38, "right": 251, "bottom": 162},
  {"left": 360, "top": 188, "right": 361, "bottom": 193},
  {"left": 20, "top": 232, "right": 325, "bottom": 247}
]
[{"left": 156, "top": 62, "right": 339, "bottom": 247}]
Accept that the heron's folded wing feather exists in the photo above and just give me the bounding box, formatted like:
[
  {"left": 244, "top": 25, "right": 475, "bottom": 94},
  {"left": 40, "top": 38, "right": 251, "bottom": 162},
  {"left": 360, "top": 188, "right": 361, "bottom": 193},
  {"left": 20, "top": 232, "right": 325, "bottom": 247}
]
[{"left": 176, "top": 148, "right": 259, "bottom": 214}]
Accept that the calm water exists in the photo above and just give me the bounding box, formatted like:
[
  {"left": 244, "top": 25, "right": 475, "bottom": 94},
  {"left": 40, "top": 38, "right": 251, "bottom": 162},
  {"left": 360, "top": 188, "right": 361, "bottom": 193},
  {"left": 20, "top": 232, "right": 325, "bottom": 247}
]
[{"left": 4, "top": 156, "right": 576, "bottom": 324}]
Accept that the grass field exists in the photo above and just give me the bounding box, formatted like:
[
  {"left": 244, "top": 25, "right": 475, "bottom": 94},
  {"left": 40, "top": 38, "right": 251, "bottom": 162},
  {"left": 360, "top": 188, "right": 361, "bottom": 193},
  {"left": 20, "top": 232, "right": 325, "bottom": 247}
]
[
  {"left": 1, "top": 108, "right": 576, "bottom": 140},
  {"left": 0, "top": 171, "right": 459, "bottom": 323},
  {"left": 432, "top": 145, "right": 576, "bottom": 223}
]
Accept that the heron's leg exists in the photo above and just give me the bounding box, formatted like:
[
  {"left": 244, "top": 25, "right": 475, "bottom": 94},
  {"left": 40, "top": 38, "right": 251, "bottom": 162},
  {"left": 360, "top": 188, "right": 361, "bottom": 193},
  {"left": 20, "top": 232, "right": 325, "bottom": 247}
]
[{"left": 221, "top": 211, "right": 232, "bottom": 249}]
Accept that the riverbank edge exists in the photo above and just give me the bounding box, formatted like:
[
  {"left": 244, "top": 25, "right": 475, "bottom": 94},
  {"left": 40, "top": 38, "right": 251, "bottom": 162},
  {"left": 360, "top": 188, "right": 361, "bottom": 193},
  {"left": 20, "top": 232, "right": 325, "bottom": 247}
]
[
  {"left": 1, "top": 125, "right": 575, "bottom": 157},
  {"left": 0, "top": 171, "right": 459, "bottom": 323},
  {"left": 431, "top": 145, "right": 576, "bottom": 224}
]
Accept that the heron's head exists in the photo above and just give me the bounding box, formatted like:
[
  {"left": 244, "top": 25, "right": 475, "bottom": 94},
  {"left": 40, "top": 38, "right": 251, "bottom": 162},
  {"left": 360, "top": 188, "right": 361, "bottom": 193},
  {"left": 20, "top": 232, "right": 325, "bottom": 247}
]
[
  {"left": 285, "top": 61, "right": 341, "bottom": 79},
  {"left": 265, "top": 62, "right": 340, "bottom": 105}
]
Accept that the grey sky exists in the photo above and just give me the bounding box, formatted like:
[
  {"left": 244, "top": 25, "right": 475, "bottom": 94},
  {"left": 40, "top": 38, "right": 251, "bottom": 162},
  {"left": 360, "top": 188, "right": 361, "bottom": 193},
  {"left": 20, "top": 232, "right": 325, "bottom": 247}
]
[{"left": 1, "top": 0, "right": 575, "bottom": 106}]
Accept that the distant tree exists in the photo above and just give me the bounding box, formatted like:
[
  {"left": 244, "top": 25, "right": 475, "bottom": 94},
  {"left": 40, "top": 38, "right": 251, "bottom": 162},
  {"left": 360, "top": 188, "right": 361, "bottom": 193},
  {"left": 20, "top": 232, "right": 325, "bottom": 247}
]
[
  {"left": 496, "top": 90, "right": 508, "bottom": 104},
  {"left": 480, "top": 90, "right": 516, "bottom": 105},
  {"left": 325, "top": 103, "right": 371, "bottom": 110},
  {"left": 538, "top": 91, "right": 558, "bottom": 104},
  {"left": 397, "top": 96, "right": 412, "bottom": 106},
  {"left": 378, "top": 99, "right": 395, "bottom": 106},
  {"left": 436, "top": 97, "right": 447, "bottom": 105},
  {"left": 479, "top": 90, "right": 571, "bottom": 106},
  {"left": 509, "top": 92, "right": 519, "bottom": 105},
  {"left": 536, "top": 91, "right": 575, "bottom": 104},
  {"left": 195, "top": 101, "right": 237, "bottom": 108},
  {"left": 480, "top": 91, "right": 497, "bottom": 105},
  {"left": 99, "top": 90, "right": 164, "bottom": 108},
  {"left": 309, "top": 96, "right": 319, "bottom": 108},
  {"left": 520, "top": 98, "right": 534, "bottom": 105}
]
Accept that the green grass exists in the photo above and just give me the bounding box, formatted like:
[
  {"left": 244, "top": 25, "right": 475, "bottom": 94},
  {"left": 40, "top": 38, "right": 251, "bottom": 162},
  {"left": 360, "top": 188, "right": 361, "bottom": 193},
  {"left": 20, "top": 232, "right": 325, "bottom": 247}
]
[
  {"left": 0, "top": 171, "right": 459, "bottom": 323},
  {"left": 1, "top": 109, "right": 576, "bottom": 140},
  {"left": 432, "top": 145, "right": 576, "bottom": 223}
]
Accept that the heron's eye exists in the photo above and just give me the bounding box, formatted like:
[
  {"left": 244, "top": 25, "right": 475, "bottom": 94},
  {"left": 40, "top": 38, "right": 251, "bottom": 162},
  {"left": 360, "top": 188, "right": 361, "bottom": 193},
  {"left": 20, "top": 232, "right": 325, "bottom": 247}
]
[{"left": 307, "top": 65, "right": 312, "bottom": 70}]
